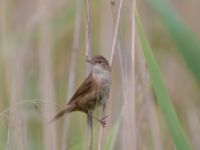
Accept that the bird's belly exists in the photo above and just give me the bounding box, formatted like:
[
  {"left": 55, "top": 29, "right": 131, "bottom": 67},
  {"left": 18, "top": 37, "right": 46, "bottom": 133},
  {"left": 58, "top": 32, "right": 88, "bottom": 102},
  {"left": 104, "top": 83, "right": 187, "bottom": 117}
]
[
  {"left": 96, "top": 93, "right": 107, "bottom": 106},
  {"left": 96, "top": 84, "right": 110, "bottom": 106}
]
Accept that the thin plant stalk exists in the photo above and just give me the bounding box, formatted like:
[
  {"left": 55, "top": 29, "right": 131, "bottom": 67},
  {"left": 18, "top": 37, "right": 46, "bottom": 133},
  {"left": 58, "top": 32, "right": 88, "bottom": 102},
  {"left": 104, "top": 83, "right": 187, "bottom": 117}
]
[
  {"left": 85, "top": 0, "right": 92, "bottom": 61},
  {"left": 136, "top": 46, "right": 163, "bottom": 150},
  {"left": 0, "top": 2, "right": 9, "bottom": 148},
  {"left": 109, "top": 0, "right": 136, "bottom": 149},
  {"left": 85, "top": 0, "right": 93, "bottom": 149},
  {"left": 60, "top": 0, "right": 82, "bottom": 150},
  {"left": 0, "top": 1, "right": 27, "bottom": 149},
  {"left": 135, "top": 10, "right": 192, "bottom": 150},
  {"left": 97, "top": 0, "right": 124, "bottom": 149},
  {"left": 130, "top": 0, "right": 136, "bottom": 149},
  {"left": 186, "top": 106, "right": 200, "bottom": 150},
  {"left": 97, "top": 125, "right": 104, "bottom": 150},
  {"left": 0, "top": 0, "right": 11, "bottom": 150},
  {"left": 7, "top": 53, "right": 26, "bottom": 150},
  {"left": 37, "top": 0, "right": 57, "bottom": 149},
  {"left": 109, "top": 0, "right": 124, "bottom": 66}
]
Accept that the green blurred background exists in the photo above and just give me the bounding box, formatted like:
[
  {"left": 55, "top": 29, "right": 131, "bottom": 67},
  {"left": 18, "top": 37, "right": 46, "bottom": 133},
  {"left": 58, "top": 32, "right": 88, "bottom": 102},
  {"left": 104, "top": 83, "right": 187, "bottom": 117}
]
[{"left": 0, "top": 0, "right": 200, "bottom": 150}]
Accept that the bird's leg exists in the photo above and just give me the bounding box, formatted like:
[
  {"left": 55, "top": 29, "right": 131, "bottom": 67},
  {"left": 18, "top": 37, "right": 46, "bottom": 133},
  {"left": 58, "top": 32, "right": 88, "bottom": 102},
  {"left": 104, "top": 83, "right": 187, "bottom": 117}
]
[
  {"left": 87, "top": 111, "right": 93, "bottom": 150},
  {"left": 87, "top": 111, "right": 93, "bottom": 128},
  {"left": 102, "top": 103, "right": 107, "bottom": 118},
  {"left": 99, "top": 103, "right": 108, "bottom": 127},
  {"left": 88, "top": 113, "right": 108, "bottom": 127},
  {"left": 93, "top": 115, "right": 107, "bottom": 127},
  {"left": 88, "top": 105, "right": 108, "bottom": 127}
]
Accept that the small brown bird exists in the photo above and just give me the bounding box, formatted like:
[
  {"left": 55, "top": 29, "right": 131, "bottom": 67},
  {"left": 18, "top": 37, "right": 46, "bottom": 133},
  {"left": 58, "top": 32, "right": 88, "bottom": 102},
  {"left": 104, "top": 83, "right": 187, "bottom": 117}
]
[{"left": 50, "top": 55, "right": 111, "bottom": 126}]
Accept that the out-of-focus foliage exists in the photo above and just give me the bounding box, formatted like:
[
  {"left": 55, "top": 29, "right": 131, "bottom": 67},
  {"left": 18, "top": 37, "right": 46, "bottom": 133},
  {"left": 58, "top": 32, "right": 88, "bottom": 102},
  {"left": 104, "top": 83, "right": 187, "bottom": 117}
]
[
  {"left": 148, "top": 0, "right": 200, "bottom": 84},
  {"left": 136, "top": 10, "right": 192, "bottom": 150},
  {"left": 0, "top": 0, "right": 200, "bottom": 150}
]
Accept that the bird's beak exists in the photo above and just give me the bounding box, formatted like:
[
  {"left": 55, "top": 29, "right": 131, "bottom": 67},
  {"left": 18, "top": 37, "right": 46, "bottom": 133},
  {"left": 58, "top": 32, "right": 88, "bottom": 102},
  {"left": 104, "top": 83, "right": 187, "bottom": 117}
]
[{"left": 86, "top": 59, "right": 95, "bottom": 65}]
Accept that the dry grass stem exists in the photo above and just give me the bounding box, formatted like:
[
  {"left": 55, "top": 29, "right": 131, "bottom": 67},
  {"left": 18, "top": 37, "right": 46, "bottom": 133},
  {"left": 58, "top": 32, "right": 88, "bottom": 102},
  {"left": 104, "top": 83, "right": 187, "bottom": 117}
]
[
  {"left": 0, "top": 0, "right": 197, "bottom": 150},
  {"left": 37, "top": 0, "right": 57, "bottom": 149},
  {"left": 7, "top": 57, "right": 26, "bottom": 150},
  {"left": 97, "top": 0, "right": 125, "bottom": 149},
  {"left": 109, "top": 0, "right": 124, "bottom": 66},
  {"left": 85, "top": 0, "right": 93, "bottom": 149},
  {"left": 97, "top": 126, "right": 104, "bottom": 150},
  {"left": 1, "top": 1, "right": 28, "bottom": 149},
  {"left": 97, "top": 0, "right": 124, "bottom": 149},
  {"left": 136, "top": 41, "right": 163, "bottom": 150},
  {"left": 61, "top": 0, "right": 82, "bottom": 150},
  {"left": 110, "top": 0, "right": 136, "bottom": 149},
  {"left": 130, "top": 1, "right": 136, "bottom": 149},
  {"left": 85, "top": 0, "right": 92, "bottom": 61},
  {"left": 186, "top": 107, "right": 200, "bottom": 150}
]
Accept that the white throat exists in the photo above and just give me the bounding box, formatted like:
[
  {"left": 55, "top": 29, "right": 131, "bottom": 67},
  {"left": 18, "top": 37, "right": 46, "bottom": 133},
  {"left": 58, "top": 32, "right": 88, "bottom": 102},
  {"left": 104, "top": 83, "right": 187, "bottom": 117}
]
[{"left": 92, "top": 64, "right": 110, "bottom": 82}]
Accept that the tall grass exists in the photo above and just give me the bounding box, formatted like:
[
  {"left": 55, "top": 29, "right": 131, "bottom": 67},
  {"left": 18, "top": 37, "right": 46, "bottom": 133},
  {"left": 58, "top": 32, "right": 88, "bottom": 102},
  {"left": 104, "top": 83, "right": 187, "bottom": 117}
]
[
  {"left": 37, "top": 0, "right": 57, "bottom": 149},
  {"left": 0, "top": 0, "right": 200, "bottom": 150},
  {"left": 135, "top": 10, "right": 192, "bottom": 150},
  {"left": 60, "top": 0, "right": 82, "bottom": 149}
]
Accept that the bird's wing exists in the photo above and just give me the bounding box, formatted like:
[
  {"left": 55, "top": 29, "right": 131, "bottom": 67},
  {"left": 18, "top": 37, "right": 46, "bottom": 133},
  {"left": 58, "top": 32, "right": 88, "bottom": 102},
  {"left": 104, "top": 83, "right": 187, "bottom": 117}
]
[
  {"left": 50, "top": 74, "right": 97, "bottom": 122},
  {"left": 68, "top": 73, "right": 97, "bottom": 105}
]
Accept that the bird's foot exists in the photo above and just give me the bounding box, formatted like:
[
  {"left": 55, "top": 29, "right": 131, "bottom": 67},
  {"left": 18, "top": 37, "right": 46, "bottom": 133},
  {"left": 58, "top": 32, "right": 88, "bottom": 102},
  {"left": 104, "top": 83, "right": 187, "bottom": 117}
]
[
  {"left": 97, "top": 116, "right": 108, "bottom": 127},
  {"left": 88, "top": 113, "right": 108, "bottom": 127}
]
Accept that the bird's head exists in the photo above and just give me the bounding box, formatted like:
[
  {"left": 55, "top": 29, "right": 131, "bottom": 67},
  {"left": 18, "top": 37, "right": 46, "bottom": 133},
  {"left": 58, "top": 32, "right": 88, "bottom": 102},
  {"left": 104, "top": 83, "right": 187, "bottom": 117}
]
[{"left": 87, "top": 55, "right": 111, "bottom": 72}]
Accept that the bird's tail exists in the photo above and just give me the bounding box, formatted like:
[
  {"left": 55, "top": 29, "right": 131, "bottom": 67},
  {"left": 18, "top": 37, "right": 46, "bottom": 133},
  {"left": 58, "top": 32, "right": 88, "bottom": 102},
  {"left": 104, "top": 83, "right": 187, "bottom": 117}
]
[{"left": 49, "top": 104, "right": 74, "bottom": 124}]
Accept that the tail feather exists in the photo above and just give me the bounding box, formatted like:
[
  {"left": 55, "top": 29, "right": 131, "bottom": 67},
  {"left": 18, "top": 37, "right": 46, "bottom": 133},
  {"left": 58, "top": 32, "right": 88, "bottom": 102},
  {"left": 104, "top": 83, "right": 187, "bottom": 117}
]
[
  {"left": 49, "top": 108, "right": 68, "bottom": 123},
  {"left": 49, "top": 104, "right": 75, "bottom": 124}
]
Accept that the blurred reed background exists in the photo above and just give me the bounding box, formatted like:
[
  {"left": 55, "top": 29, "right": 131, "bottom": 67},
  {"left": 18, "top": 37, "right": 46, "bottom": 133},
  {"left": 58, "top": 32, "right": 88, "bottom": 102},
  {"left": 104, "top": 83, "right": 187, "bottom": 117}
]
[{"left": 0, "top": 0, "right": 200, "bottom": 150}]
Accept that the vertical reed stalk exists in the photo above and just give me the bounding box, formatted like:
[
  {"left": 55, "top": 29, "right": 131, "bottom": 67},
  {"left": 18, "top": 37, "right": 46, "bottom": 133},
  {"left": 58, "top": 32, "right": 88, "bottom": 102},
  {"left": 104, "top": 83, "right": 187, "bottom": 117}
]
[
  {"left": 7, "top": 45, "right": 26, "bottom": 150},
  {"left": 109, "top": 0, "right": 124, "bottom": 66},
  {"left": 0, "top": 1, "right": 11, "bottom": 149},
  {"left": 97, "top": 0, "right": 124, "bottom": 149},
  {"left": 85, "top": 0, "right": 93, "bottom": 149},
  {"left": 186, "top": 106, "right": 200, "bottom": 150},
  {"left": 132, "top": 1, "right": 166, "bottom": 149},
  {"left": 136, "top": 45, "right": 163, "bottom": 150},
  {"left": 110, "top": 0, "right": 136, "bottom": 150},
  {"left": 85, "top": 0, "right": 92, "bottom": 61},
  {"left": 60, "top": 0, "right": 82, "bottom": 150},
  {"left": 1, "top": 1, "right": 12, "bottom": 149},
  {"left": 37, "top": 0, "right": 57, "bottom": 149},
  {"left": 1, "top": 1, "right": 28, "bottom": 149},
  {"left": 129, "top": 1, "right": 136, "bottom": 149}
]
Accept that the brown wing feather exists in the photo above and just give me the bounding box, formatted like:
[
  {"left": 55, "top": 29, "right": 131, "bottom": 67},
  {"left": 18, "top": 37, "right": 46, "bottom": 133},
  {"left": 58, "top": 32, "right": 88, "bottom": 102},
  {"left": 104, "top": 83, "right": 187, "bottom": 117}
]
[
  {"left": 49, "top": 74, "right": 97, "bottom": 123},
  {"left": 68, "top": 73, "right": 97, "bottom": 106}
]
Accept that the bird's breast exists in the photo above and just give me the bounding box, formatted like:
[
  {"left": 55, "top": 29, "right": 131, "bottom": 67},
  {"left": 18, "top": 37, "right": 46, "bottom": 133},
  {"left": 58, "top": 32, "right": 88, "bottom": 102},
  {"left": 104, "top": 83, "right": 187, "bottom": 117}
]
[
  {"left": 95, "top": 77, "right": 111, "bottom": 106},
  {"left": 97, "top": 84, "right": 111, "bottom": 106},
  {"left": 92, "top": 68, "right": 111, "bottom": 106}
]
